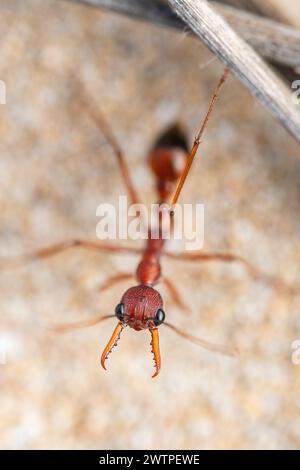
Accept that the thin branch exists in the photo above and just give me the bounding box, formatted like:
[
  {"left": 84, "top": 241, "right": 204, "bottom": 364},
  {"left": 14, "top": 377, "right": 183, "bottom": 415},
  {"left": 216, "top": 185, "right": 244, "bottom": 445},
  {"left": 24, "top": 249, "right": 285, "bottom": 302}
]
[
  {"left": 64, "top": 0, "right": 300, "bottom": 68},
  {"left": 213, "top": 3, "right": 300, "bottom": 68},
  {"left": 168, "top": 0, "right": 300, "bottom": 143}
]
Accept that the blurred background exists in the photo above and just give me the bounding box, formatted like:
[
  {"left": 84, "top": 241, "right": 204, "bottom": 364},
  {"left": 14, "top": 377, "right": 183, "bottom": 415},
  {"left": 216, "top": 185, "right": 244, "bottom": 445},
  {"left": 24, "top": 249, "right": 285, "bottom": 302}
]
[{"left": 0, "top": 0, "right": 300, "bottom": 450}]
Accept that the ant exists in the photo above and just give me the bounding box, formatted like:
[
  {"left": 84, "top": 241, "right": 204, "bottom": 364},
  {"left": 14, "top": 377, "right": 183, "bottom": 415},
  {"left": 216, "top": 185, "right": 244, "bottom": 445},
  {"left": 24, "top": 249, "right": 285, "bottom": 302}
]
[{"left": 3, "top": 69, "right": 295, "bottom": 377}]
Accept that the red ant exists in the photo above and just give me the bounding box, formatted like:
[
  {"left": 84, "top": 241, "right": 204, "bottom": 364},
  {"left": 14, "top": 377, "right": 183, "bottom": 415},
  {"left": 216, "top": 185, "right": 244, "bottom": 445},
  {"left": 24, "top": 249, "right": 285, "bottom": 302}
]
[{"left": 4, "top": 69, "right": 294, "bottom": 377}]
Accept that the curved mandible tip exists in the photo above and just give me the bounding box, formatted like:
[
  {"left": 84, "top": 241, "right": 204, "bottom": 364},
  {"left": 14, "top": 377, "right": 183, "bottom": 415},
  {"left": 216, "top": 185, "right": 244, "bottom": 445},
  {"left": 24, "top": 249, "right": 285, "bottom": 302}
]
[
  {"left": 101, "top": 321, "right": 124, "bottom": 371},
  {"left": 150, "top": 328, "right": 161, "bottom": 378}
]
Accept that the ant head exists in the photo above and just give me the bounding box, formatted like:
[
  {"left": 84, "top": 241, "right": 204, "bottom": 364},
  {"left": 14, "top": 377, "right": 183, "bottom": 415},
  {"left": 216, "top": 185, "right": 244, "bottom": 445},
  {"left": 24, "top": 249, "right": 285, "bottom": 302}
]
[
  {"left": 101, "top": 285, "right": 165, "bottom": 378},
  {"left": 115, "top": 285, "right": 165, "bottom": 331}
]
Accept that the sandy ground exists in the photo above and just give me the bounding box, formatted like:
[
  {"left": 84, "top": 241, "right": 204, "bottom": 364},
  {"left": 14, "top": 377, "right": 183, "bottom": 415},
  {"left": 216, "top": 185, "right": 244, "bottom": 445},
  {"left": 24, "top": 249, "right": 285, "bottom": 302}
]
[{"left": 0, "top": 0, "right": 300, "bottom": 450}]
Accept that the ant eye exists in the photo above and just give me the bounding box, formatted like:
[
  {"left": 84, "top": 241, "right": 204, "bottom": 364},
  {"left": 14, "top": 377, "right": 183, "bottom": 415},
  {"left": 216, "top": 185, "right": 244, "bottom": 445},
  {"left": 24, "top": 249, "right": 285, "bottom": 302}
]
[
  {"left": 154, "top": 308, "right": 165, "bottom": 326},
  {"left": 115, "top": 303, "right": 125, "bottom": 321}
]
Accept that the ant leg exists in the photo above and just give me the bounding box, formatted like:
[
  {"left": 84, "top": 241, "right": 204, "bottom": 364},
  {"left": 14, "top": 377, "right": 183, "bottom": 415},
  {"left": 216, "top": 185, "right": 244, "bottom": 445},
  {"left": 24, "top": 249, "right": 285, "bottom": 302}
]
[
  {"left": 163, "top": 250, "right": 297, "bottom": 295},
  {"left": 162, "top": 277, "right": 189, "bottom": 311},
  {"left": 97, "top": 272, "right": 134, "bottom": 293},
  {"left": 74, "top": 78, "right": 140, "bottom": 206},
  {"left": 0, "top": 240, "right": 141, "bottom": 268},
  {"left": 170, "top": 69, "right": 229, "bottom": 207},
  {"left": 164, "top": 250, "right": 258, "bottom": 274},
  {"left": 164, "top": 322, "right": 237, "bottom": 357}
]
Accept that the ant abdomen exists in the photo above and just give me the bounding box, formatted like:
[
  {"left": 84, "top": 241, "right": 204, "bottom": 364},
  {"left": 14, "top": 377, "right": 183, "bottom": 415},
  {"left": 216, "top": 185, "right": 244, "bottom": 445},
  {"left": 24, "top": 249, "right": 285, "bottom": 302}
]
[{"left": 148, "top": 124, "right": 189, "bottom": 201}]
